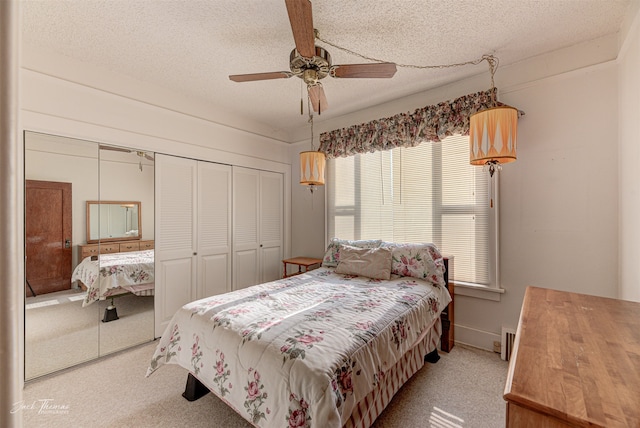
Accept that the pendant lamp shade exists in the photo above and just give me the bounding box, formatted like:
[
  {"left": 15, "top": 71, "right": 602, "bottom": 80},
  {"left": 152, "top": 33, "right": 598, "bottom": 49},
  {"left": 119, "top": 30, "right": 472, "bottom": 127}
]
[
  {"left": 470, "top": 106, "right": 518, "bottom": 171},
  {"left": 300, "top": 150, "right": 326, "bottom": 187}
]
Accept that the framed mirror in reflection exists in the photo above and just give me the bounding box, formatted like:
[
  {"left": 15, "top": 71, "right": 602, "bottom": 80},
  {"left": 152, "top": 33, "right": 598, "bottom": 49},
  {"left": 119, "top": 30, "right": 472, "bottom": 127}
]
[{"left": 86, "top": 200, "right": 141, "bottom": 243}]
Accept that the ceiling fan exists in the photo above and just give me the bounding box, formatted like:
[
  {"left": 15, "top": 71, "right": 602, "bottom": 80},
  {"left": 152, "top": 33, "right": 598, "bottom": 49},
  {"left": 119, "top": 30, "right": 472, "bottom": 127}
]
[
  {"left": 99, "top": 145, "right": 154, "bottom": 162},
  {"left": 99, "top": 145, "right": 154, "bottom": 171},
  {"left": 228, "top": 0, "right": 397, "bottom": 114}
]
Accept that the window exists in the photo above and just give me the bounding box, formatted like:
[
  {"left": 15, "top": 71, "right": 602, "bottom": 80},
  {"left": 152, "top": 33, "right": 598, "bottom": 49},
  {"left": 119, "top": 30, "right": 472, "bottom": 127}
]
[{"left": 327, "top": 135, "right": 497, "bottom": 288}]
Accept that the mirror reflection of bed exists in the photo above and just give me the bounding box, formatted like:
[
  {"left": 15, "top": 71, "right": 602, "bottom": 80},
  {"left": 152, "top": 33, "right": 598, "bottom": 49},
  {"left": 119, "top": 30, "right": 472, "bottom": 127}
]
[
  {"left": 72, "top": 239, "right": 155, "bottom": 348},
  {"left": 24, "top": 131, "right": 155, "bottom": 380}
]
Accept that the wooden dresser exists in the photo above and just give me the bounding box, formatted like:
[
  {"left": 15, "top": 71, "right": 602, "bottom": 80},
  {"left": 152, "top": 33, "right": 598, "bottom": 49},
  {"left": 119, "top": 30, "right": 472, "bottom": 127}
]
[
  {"left": 504, "top": 286, "right": 640, "bottom": 427},
  {"left": 78, "top": 239, "right": 154, "bottom": 259}
]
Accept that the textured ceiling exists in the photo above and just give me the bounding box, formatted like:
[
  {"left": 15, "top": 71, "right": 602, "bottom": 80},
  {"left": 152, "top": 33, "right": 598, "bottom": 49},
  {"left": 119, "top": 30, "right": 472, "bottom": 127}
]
[{"left": 21, "top": 0, "right": 631, "bottom": 143}]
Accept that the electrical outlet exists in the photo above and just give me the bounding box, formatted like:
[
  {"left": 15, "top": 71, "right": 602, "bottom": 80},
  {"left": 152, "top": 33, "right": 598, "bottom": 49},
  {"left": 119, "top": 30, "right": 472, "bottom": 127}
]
[{"left": 493, "top": 340, "right": 501, "bottom": 354}]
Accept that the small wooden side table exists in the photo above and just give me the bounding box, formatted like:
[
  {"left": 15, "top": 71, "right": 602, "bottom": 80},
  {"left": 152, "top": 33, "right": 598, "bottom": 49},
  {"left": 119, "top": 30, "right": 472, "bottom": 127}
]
[{"left": 282, "top": 257, "right": 323, "bottom": 278}]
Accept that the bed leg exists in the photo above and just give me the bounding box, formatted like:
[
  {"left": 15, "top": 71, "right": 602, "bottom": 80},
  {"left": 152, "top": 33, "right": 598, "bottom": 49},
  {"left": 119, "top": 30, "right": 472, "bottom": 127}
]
[
  {"left": 425, "top": 349, "right": 440, "bottom": 363},
  {"left": 182, "top": 373, "right": 210, "bottom": 401},
  {"left": 102, "top": 304, "right": 119, "bottom": 322}
]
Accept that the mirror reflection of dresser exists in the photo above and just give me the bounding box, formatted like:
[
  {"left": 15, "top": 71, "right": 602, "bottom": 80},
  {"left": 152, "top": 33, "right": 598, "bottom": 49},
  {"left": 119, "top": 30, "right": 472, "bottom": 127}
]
[
  {"left": 79, "top": 200, "right": 153, "bottom": 259},
  {"left": 78, "top": 239, "right": 154, "bottom": 260}
]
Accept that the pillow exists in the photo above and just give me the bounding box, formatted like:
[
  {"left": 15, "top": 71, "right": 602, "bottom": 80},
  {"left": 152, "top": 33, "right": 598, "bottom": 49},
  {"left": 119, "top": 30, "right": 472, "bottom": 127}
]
[
  {"left": 384, "top": 242, "right": 446, "bottom": 287},
  {"left": 334, "top": 245, "right": 392, "bottom": 280},
  {"left": 321, "top": 238, "right": 382, "bottom": 267}
]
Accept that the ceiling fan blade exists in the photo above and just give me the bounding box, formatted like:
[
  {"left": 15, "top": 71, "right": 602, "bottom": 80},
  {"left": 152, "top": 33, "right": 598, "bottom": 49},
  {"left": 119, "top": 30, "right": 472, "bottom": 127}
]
[
  {"left": 229, "top": 71, "right": 293, "bottom": 82},
  {"left": 285, "top": 0, "right": 315, "bottom": 58},
  {"left": 308, "top": 85, "right": 328, "bottom": 114},
  {"left": 99, "top": 145, "right": 132, "bottom": 153},
  {"left": 331, "top": 62, "right": 397, "bottom": 79},
  {"left": 144, "top": 154, "right": 155, "bottom": 162}
]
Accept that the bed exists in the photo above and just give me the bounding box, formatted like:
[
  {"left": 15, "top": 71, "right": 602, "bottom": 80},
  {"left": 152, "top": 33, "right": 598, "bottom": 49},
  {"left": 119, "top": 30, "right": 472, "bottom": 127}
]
[
  {"left": 71, "top": 249, "right": 155, "bottom": 307},
  {"left": 147, "top": 241, "right": 453, "bottom": 428}
]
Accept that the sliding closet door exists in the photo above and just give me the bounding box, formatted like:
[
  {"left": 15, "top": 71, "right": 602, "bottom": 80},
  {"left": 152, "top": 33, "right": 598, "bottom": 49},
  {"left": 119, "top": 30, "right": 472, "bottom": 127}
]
[
  {"left": 260, "top": 171, "right": 283, "bottom": 283},
  {"left": 197, "top": 162, "right": 232, "bottom": 299},
  {"left": 232, "top": 167, "right": 260, "bottom": 289},
  {"left": 155, "top": 154, "right": 197, "bottom": 337},
  {"left": 232, "top": 167, "right": 283, "bottom": 289}
]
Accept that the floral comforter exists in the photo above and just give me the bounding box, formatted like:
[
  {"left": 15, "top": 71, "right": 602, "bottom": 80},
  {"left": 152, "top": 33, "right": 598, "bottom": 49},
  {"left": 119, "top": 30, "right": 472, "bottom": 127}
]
[
  {"left": 71, "top": 249, "right": 155, "bottom": 306},
  {"left": 146, "top": 267, "right": 451, "bottom": 428}
]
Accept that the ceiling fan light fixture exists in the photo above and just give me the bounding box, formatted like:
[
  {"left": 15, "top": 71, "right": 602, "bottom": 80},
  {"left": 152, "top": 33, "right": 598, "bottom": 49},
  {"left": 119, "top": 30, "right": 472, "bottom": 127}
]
[
  {"left": 289, "top": 46, "right": 331, "bottom": 79},
  {"left": 303, "top": 69, "right": 318, "bottom": 85}
]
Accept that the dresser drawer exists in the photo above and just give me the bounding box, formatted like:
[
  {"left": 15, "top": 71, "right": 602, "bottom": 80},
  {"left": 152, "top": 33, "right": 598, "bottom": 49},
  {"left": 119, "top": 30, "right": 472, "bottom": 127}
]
[
  {"left": 139, "top": 240, "right": 154, "bottom": 250},
  {"left": 119, "top": 242, "right": 140, "bottom": 252},
  {"left": 79, "top": 244, "right": 100, "bottom": 259},
  {"left": 100, "top": 243, "right": 120, "bottom": 254},
  {"left": 79, "top": 243, "right": 120, "bottom": 259}
]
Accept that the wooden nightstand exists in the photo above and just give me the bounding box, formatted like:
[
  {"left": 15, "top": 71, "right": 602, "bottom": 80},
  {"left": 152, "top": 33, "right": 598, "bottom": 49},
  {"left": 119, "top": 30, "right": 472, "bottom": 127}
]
[{"left": 282, "top": 257, "right": 323, "bottom": 278}]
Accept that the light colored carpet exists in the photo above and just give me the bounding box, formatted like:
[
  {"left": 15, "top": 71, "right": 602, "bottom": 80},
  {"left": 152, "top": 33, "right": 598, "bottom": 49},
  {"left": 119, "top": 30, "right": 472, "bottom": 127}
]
[
  {"left": 21, "top": 342, "right": 508, "bottom": 428},
  {"left": 25, "top": 292, "right": 154, "bottom": 380}
]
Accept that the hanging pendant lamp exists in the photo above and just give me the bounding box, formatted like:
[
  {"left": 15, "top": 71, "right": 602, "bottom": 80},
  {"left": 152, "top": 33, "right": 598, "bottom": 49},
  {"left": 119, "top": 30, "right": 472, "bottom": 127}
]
[
  {"left": 470, "top": 105, "right": 518, "bottom": 177},
  {"left": 469, "top": 56, "right": 519, "bottom": 177},
  {"left": 300, "top": 150, "right": 326, "bottom": 188}
]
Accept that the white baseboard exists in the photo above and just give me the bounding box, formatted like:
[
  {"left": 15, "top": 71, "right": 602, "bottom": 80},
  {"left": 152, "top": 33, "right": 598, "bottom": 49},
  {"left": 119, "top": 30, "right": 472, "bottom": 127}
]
[{"left": 453, "top": 323, "right": 501, "bottom": 352}]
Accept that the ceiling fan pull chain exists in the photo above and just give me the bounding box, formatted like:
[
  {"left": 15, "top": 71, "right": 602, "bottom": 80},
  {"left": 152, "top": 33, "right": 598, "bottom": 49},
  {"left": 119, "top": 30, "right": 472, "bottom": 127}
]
[{"left": 307, "top": 95, "right": 316, "bottom": 151}]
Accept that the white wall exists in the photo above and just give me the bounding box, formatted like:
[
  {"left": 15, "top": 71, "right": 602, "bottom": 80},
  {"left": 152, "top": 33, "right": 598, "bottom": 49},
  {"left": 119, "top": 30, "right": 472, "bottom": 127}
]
[
  {"left": 619, "top": 3, "right": 640, "bottom": 303},
  {"left": 495, "top": 63, "right": 618, "bottom": 335},
  {"left": 291, "top": 34, "right": 624, "bottom": 350},
  {"left": 20, "top": 45, "right": 292, "bottom": 169}
]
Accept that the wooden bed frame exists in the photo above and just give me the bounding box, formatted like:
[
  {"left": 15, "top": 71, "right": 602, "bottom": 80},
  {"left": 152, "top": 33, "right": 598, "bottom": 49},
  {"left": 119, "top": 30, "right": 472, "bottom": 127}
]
[{"left": 182, "top": 257, "right": 455, "bottom": 402}]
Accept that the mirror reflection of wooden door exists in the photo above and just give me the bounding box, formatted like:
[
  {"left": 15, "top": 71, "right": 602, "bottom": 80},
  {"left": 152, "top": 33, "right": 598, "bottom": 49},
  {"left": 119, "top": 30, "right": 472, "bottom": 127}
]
[{"left": 25, "top": 179, "right": 72, "bottom": 295}]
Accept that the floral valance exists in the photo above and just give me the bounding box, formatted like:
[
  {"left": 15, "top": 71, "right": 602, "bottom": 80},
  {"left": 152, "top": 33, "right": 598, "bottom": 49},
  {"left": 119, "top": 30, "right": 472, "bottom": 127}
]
[{"left": 319, "top": 88, "right": 498, "bottom": 159}]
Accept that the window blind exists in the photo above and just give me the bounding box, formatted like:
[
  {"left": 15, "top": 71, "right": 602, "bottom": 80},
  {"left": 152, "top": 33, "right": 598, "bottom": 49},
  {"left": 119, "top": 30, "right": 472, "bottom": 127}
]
[{"left": 327, "top": 135, "right": 492, "bottom": 285}]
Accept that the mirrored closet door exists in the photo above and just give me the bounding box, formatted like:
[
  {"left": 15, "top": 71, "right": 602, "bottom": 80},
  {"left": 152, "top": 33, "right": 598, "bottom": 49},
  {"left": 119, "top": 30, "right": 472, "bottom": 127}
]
[
  {"left": 24, "top": 131, "right": 155, "bottom": 380},
  {"left": 24, "top": 132, "right": 100, "bottom": 379},
  {"left": 97, "top": 145, "right": 155, "bottom": 356}
]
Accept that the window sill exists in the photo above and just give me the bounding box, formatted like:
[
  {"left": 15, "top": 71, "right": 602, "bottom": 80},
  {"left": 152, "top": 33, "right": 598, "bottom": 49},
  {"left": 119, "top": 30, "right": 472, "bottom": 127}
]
[{"left": 453, "top": 281, "right": 504, "bottom": 302}]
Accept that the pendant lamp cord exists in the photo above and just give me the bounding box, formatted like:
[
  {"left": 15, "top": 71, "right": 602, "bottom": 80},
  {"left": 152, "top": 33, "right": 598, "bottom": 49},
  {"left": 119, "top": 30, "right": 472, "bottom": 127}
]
[
  {"left": 484, "top": 55, "right": 499, "bottom": 106},
  {"left": 484, "top": 55, "right": 499, "bottom": 208},
  {"left": 306, "top": 95, "right": 317, "bottom": 196},
  {"left": 314, "top": 31, "right": 512, "bottom": 114},
  {"left": 317, "top": 32, "right": 496, "bottom": 72}
]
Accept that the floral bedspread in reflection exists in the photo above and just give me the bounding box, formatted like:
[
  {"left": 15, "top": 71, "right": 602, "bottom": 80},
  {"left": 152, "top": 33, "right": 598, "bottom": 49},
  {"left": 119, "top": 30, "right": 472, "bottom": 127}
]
[
  {"left": 146, "top": 267, "right": 450, "bottom": 428},
  {"left": 71, "top": 249, "right": 155, "bottom": 306}
]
